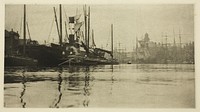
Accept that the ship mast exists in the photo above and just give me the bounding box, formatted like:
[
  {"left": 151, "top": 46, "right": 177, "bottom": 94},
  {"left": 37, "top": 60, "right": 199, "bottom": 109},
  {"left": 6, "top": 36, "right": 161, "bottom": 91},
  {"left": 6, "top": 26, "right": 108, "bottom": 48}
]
[
  {"left": 53, "top": 7, "right": 60, "bottom": 41},
  {"left": 87, "top": 6, "right": 90, "bottom": 49},
  {"left": 111, "top": 24, "right": 114, "bottom": 62},
  {"left": 23, "top": 4, "right": 26, "bottom": 56},
  {"left": 173, "top": 28, "right": 176, "bottom": 46},
  {"left": 136, "top": 36, "right": 138, "bottom": 63},
  {"left": 164, "top": 33, "right": 168, "bottom": 63},
  {"left": 59, "top": 4, "right": 62, "bottom": 45},
  {"left": 84, "top": 5, "right": 88, "bottom": 50},
  {"left": 179, "top": 28, "right": 182, "bottom": 48},
  {"left": 179, "top": 28, "right": 182, "bottom": 63}
]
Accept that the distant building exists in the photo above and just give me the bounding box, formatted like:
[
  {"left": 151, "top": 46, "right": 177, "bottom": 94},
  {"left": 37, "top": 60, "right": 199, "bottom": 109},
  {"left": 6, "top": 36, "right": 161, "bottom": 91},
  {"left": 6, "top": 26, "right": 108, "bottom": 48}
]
[{"left": 5, "top": 29, "right": 20, "bottom": 55}]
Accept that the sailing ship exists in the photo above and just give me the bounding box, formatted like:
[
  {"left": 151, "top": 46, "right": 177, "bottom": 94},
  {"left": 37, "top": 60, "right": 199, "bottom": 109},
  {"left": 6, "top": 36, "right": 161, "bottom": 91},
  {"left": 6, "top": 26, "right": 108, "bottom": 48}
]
[
  {"left": 17, "top": 5, "right": 71, "bottom": 66},
  {"left": 5, "top": 5, "right": 38, "bottom": 66}
]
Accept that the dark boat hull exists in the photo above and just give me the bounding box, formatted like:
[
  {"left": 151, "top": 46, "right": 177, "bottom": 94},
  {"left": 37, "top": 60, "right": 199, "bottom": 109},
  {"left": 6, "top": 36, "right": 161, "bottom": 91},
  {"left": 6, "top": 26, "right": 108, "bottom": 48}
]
[
  {"left": 22, "top": 45, "right": 65, "bottom": 66},
  {"left": 5, "top": 56, "right": 38, "bottom": 66},
  {"left": 19, "top": 44, "right": 119, "bottom": 67}
]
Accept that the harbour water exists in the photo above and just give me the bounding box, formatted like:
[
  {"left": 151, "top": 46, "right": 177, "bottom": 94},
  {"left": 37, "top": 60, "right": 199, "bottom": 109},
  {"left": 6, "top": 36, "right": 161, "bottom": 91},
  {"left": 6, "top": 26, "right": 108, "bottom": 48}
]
[{"left": 4, "top": 64, "right": 195, "bottom": 108}]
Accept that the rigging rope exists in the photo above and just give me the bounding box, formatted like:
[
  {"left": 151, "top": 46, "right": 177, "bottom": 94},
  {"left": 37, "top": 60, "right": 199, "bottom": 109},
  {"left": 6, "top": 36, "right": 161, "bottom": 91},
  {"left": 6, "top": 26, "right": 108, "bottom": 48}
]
[
  {"left": 20, "top": 17, "right": 23, "bottom": 38},
  {"left": 63, "top": 7, "right": 72, "bottom": 34},
  {"left": 26, "top": 22, "right": 32, "bottom": 40},
  {"left": 47, "top": 15, "right": 56, "bottom": 44}
]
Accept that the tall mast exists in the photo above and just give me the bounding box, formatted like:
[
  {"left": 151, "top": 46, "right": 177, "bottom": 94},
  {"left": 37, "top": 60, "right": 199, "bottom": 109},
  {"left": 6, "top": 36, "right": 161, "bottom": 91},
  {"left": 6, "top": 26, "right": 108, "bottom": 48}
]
[
  {"left": 87, "top": 6, "right": 90, "bottom": 49},
  {"left": 53, "top": 7, "right": 60, "bottom": 40},
  {"left": 136, "top": 36, "right": 138, "bottom": 62},
  {"left": 23, "top": 4, "right": 26, "bottom": 56},
  {"left": 173, "top": 28, "right": 176, "bottom": 46},
  {"left": 165, "top": 34, "right": 168, "bottom": 63},
  {"left": 84, "top": 5, "right": 87, "bottom": 48},
  {"left": 179, "top": 28, "right": 182, "bottom": 63},
  {"left": 59, "top": 4, "right": 62, "bottom": 45},
  {"left": 161, "top": 32, "right": 163, "bottom": 47},
  {"left": 111, "top": 24, "right": 113, "bottom": 62},
  {"left": 179, "top": 28, "right": 181, "bottom": 48},
  {"left": 92, "top": 29, "right": 96, "bottom": 47},
  {"left": 165, "top": 34, "right": 168, "bottom": 48},
  {"left": 173, "top": 28, "right": 177, "bottom": 63}
]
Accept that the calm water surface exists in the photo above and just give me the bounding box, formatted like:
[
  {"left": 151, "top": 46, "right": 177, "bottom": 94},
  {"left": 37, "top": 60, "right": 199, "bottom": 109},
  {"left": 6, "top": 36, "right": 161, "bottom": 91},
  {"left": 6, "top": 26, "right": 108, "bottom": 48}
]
[{"left": 4, "top": 64, "right": 195, "bottom": 108}]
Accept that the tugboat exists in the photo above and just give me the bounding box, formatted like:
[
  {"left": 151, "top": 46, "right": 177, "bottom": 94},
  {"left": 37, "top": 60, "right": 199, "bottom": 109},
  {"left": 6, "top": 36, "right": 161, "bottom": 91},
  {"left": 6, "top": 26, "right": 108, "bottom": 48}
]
[{"left": 57, "top": 5, "right": 119, "bottom": 66}]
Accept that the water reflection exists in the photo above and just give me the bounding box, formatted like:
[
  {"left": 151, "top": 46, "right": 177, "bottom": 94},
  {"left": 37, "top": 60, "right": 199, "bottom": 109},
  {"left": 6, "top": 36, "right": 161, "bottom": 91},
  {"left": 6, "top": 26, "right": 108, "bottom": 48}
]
[
  {"left": 51, "top": 67, "right": 63, "bottom": 108},
  {"left": 68, "top": 74, "right": 81, "bottom": 92},
  {"left": 20, "top": 70, "right": 26, "bottom": 108},
  {"left": 4, "top": 64, "right": 195, "bottom": 108},
  {"left": 55, "top": 68, "right": 63, "bottom": 108},
  {"left": 110, "top": 71, "right": 114, "bottom": 95},
  {"left": 65, "top": 66, "right": 93, "bottom": 107},
  {"left": 83, "top": 67, "right": 90, "bottom": 107}
]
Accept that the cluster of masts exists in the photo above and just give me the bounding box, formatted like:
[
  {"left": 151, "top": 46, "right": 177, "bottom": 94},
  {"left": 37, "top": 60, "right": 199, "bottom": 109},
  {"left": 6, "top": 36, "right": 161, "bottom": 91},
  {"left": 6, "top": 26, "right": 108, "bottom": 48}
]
[
  {"left": 22, "top": 4, "right": 114, "bottom": 58},
  {"left": 52, "top": 5, "right": 97, "bottom": 49},
  {"left": 161, "top": 29, "right": 183, "bottom": 47},
  {"left": 134, "top": 30, "right": 188, "bottom": 50}
]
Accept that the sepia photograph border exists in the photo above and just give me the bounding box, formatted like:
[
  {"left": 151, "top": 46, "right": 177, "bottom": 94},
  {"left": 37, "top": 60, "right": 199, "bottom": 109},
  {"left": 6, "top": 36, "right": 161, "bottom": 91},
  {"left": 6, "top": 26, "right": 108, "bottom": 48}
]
[{"left": 0, "top": 0, "right": 199, "bottom": 112}]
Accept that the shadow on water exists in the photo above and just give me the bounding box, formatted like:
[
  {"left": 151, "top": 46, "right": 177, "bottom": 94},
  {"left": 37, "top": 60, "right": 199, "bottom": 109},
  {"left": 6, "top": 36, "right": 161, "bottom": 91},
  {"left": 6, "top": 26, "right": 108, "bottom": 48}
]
[{"left": 20, "top": 70, "right": 26, "bottom": 108}]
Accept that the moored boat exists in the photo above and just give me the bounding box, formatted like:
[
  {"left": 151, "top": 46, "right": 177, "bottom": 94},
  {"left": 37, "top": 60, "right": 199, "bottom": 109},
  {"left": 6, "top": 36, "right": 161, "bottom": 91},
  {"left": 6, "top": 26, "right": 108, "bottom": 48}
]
[{"left": 5, "top": 5, "right": 38, "bottom": 67}]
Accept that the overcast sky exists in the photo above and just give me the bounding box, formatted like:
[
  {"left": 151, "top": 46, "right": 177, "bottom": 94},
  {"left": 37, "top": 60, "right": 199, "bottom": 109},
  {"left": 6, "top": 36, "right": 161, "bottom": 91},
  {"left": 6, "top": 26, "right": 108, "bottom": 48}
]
[{"left": 5, "top": 4, "right": 194, "bottom": 51}]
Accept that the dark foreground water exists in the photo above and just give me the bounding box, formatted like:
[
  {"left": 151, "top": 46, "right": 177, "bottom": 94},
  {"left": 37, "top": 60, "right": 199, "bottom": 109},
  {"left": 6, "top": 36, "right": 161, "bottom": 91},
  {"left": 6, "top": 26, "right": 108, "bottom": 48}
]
[{"left": 4, "top": 64, "right": 195, "bottom": 108}]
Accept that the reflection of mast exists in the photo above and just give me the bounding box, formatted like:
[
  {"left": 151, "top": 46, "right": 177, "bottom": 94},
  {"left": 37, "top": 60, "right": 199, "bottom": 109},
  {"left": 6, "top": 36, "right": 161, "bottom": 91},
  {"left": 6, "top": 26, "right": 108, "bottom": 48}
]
[
  {"left": 110, "top": 71, "right": 114, "bottom": 94},
  {"left": 20, "top": 70, "right": 26, "bottom": 108},
  {"left": 83, "top": 67, "right": 90, "bottom": 107},
  {"left": 53, "top": 69, "right": 63, "bottom": 108}
]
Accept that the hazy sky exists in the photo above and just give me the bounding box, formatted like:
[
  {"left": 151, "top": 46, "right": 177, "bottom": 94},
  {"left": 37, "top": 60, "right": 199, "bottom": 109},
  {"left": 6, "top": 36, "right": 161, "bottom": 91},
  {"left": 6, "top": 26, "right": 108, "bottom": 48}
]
[{"left": 5, "top": 4, "right": 194, "bottom": 51}]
